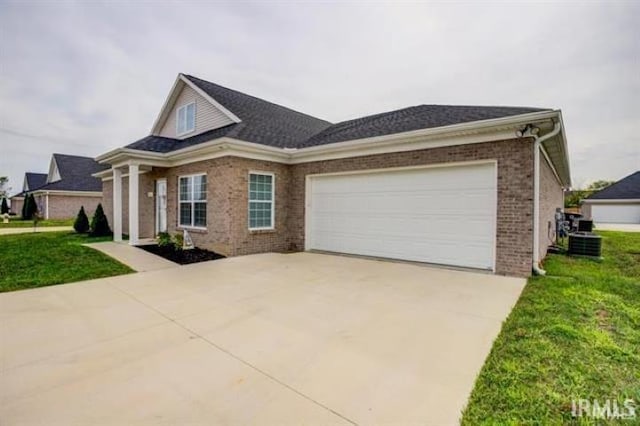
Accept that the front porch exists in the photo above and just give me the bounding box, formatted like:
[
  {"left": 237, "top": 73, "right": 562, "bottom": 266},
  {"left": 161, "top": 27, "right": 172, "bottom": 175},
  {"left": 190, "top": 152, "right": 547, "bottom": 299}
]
[{"left": 108, "top": 163, "right": 165, "bottom": 246}]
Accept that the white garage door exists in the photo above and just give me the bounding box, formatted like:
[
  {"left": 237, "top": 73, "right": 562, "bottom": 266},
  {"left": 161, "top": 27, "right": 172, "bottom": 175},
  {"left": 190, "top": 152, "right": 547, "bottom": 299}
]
[
  {"left": 306, "top": 162, "right": 497, "bottom": 270},
  {"left": 592, "top": 204, "right": 640, "bottom": 224}
]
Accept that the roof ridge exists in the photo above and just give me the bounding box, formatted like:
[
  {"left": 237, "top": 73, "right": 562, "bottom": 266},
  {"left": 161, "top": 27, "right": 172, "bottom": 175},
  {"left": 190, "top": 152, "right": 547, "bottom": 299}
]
[{"left": 183, "top": 74, "right": 332, "bottom": 125}]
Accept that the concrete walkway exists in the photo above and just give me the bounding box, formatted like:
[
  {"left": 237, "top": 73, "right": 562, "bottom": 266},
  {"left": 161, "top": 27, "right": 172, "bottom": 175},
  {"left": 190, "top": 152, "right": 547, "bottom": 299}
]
[
  {"left": 85, "top": 241, "right": 178, "bottom": 272},
  {"left": 0, "top": 252, "right": 525, "bottom": 425},
  {"left": 0, "top": 226, "right": 73, "bottom": 236},
  {"left": 595, "top": 223, "right": 640, "bottom": 232}
]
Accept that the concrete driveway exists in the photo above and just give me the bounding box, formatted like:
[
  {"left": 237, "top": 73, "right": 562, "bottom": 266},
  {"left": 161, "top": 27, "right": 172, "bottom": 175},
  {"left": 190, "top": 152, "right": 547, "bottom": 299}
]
[{"left": 0, "top": 253, "right": 525, "bottom": 425}]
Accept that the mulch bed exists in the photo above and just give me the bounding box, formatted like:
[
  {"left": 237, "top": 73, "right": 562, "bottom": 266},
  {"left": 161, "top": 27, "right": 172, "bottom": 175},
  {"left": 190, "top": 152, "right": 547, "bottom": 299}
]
[{"left": 139, "top": 244, "right": 225, "bottom": 265}]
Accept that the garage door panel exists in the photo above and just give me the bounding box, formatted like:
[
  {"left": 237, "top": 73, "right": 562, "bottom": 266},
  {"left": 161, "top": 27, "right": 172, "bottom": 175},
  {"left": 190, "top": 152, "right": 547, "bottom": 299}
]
[
  {"left": 312, "top": 232, "right": 492, "bottom": 269},
  {"left": 308, "top": 163, "right": 497, "bottom": 270},
  {"left": 592, "top": 204, "right": 640, "bottom": 224},
  {"left": 312, "top": 215, "right": 493, "bottom": 240}
]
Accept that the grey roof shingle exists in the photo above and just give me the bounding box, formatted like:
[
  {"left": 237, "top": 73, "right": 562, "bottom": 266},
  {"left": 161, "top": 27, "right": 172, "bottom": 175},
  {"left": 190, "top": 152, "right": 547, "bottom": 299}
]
[
  {"left": 299, "top": 104, "right": 549, "bottom": 148},
  {"left": 25, "top": 172, "right": 47, "bottom": 191},
  {"left": 125, "top": 74, "right": 550, "bottom": 153},
  {"left": 37, "top": 154, "right": 108, "bottom": 192},
  {"left": 587, "top": 171, "right": 640, "bottom": 200}
]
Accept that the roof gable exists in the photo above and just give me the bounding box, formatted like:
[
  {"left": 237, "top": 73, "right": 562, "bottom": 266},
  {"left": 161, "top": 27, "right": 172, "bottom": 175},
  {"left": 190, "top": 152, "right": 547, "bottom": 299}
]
[
  {"left": 23, "top": 172, "right": 47, "bottom": 192},
  {"left": 36, "top": 154, "right": 108, "bottom": 192},
  {"left": 151, "top": 74, "right": 240, "bottom": 138},
  {"left": 587, "top": 171, "right": 640, "bottom": 200}
]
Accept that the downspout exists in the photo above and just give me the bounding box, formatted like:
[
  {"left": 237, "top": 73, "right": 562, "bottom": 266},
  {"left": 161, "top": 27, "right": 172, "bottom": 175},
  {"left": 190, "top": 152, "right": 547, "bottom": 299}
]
[{"left": 531, "top": 121, "right": 562, "bottom": 275}]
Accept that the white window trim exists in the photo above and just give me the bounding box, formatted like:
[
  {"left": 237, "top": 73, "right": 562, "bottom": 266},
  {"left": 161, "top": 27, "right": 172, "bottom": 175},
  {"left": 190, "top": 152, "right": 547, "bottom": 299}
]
[
  {"left": 178, "top": 173, "right": 207, "bottom": 229},
  {"left": 176, "top": 102, "right": 196, "bottom": 137},
  {"left": 248, "top": 171, "right": 275, "bottom": 231}
]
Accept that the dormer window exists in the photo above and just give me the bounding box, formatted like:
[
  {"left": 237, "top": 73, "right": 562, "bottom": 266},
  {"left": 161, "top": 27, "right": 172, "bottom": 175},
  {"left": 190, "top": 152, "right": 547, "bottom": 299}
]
[{"left": 176, "top": 102, "right": 196, "bottom": 136}]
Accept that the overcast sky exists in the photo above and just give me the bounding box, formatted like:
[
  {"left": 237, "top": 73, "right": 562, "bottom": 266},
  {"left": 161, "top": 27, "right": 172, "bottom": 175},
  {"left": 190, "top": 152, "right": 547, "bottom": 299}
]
[{"left": 1, "top": 1, "right": 638, "bottom": 195}]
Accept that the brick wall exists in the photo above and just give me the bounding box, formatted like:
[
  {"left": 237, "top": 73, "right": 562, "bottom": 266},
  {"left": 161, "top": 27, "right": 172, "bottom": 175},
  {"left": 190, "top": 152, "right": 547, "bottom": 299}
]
[
  {"left": 289, "top": 138, "right": 536, "bottom": 277},
  {"left": 47, "top": 195, "right": 102, "bottom": 220},
  {"left": 150, "top": 157, "right": 291, "bottom": 256},
  {"left": 10, "top": 198, "right": 23, "bottom": 215},
  {"left": 538, "top": 155, "right": 564, "bottom": 262},
  {"left": 100, "top": 137, "right": 538, "bottom": 276}
]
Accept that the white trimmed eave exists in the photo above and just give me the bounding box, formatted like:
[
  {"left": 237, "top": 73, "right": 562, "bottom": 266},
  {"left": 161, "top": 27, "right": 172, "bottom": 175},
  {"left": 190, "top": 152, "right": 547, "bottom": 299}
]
[
  {"left": 582, "top": 199, "right": 640, "bottom": 204},
  {"left": 96, "top": 109, "right": 571, "bottom": 186},
  {"left": 30, "top": 189, "right": 102, "bottom": 197}
]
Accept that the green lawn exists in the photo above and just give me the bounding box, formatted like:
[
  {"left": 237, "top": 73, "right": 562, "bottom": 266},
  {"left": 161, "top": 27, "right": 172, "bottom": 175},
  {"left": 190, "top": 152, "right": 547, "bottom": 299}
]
[
  {"left": 462, "top": 231, "right": 640, "bottom": 424},
  {"left": 0, "top": 231, "right": 133, "bottom": 292},
  {"left": 0, "top": 218, "right": 74, "bottom": 228}
]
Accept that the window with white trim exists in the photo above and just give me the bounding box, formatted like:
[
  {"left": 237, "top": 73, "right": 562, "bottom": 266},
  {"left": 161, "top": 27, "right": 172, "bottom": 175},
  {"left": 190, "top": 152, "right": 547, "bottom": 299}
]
[
  {"left": 176, "top": 102, "right": 195, "bottom": 136},
  {"left": 179, "top": 174, "right": 206, "bottom": 228},
  {"left": 248, "top": 173, "right": 274, "bottom": 229}
]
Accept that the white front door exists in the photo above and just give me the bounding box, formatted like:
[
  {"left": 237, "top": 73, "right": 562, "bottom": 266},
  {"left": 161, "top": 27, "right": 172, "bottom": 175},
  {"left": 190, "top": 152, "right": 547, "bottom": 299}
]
[
  {"left": 306, "top": 162, "right": 497, "bottom": 270},
  {"left": 155, "top": 179, "right": 167, "bottom": 234}
]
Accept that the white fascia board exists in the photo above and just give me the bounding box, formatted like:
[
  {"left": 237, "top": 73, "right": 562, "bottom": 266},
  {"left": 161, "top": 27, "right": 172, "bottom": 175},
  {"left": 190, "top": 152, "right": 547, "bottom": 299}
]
[
  {"left": 149, "top": 75, "right": 184, "bottom": 135},
  {"left": 582, "top": 199, "right": 640, "bottom": 204},
  {"left": 179, "top": 74, "right": 241, "bottom": 123},
  {"left": 95, "top": 110, "right": 568, "bottom": 172},
  {"left": 30, "top": 190, "right": 102, "bottom": 197},
  {"left": 47, "top": 156, "right": 61, "bottom": 183}
]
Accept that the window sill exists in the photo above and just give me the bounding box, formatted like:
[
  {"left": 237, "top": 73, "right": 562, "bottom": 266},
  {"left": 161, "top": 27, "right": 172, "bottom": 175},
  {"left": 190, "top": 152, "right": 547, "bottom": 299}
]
[
  {"left": 249, "top": 228, "right": 276, "bottom": 234},
  {"left": 177, "top": 226, "right": 207, "bottom": 234}
]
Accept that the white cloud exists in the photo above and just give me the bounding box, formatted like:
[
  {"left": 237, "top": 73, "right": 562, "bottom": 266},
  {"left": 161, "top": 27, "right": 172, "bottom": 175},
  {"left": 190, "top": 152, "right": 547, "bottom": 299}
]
[{"left": 0, "top": 1, "right": 638, "bottom": 195}]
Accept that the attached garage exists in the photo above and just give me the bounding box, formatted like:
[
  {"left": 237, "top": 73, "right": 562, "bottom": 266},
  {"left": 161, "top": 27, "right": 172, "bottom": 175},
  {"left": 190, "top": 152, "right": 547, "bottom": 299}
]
[{"left": 305, "top": 161, "right": 497, "bottom": 270}]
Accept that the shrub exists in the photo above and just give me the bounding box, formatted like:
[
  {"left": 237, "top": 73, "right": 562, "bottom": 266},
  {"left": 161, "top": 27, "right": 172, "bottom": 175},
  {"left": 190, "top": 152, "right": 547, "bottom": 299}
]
[
  {"left": 90, "top": 203, "right": 112, "bottom": 237},
  {"left": 0, "top": 198, "right": 8, "bottom": 215},
  {"left": 21, "top": 194, "right": 28, "bottom": 219},
  {"left": 74, "top": 206, "right": 90, "bottom": 233},
  {"left": 173, "top": 232, "right": 184, "bottom": 251},
  {"left": 23, "top": 194, "right": 37, "bottom": 220},
  {"left": 157, "top": 232, "right": 172, "bottom": 247}
]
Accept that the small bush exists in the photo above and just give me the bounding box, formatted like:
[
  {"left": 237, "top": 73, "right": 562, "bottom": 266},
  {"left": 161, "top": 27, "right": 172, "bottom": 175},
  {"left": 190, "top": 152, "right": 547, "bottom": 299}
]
[
  {"left": 23, "top": 194, "right": 37, "bottom": 220},
  {"left": 173, "top": 232, "right": 184, "bottom": 251},
  {"left": 0, "top": 198, "right": 8, "bottom": 215},
  {"left": 21, "top": 195, "right": 28, "bottom": 219},
  {"left": 90, "top": 203, "right": 112, "bottom": 237},
  {"left": 74, "top": 206, "right": 90, "bottom": 233},
  {"left": 157, "top": 232, "right": 172, "bottom": 247}
]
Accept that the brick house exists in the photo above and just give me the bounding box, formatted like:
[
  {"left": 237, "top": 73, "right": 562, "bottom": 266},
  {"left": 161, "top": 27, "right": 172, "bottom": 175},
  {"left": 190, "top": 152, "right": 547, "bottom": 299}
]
[
  {"left": 95, "top": 73, "right": 571, "bottom": 277},
  {"left": 11, "top": 154, "right": 106, "bottom": 219},
  {"left": 9, "top": 172, "right": 47, "bottom": 215}
]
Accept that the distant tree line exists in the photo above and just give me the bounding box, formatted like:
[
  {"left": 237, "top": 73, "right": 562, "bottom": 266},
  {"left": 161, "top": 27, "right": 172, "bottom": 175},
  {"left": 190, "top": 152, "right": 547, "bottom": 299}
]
[{"left": 565, "top": 180, "right": 615, "bottom": 208}]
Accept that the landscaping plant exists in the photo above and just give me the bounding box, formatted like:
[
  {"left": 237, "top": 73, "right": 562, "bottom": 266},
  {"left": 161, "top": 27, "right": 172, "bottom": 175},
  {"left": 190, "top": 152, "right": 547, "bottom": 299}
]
[
  {"left": 157, "top": 232, "right": 172, "bottom": 247},
  {"left": 90, "top": 203, "right": 112, "bottom": 237},
  {"left": 74, "top": 206, "right": 90, "bottom": 233},
  {"left": 22, "top": 194, "right": 37, "bottom": 220},
  {"left": 0, "top": 197, "right": 8, "bottom": 214}
]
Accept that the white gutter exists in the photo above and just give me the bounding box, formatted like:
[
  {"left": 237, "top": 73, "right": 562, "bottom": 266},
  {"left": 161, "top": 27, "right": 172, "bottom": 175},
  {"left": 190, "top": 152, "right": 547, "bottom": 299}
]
[{"left": 531, "top": 121, "right": 562, "bottom": 276}]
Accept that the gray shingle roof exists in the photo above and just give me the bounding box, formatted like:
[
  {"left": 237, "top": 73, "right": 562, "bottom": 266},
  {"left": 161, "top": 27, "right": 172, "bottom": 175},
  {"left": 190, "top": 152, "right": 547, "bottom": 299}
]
[
  {"left": 125, "top": 74, "right": 550, "bottom": 153},
  {"left": 587, "top": 171, "right": 640, "bottom": 200},
  {"left": 299, "top": 105, "right": 549, "bottom": 148},
  {"left": 37, "top": 154, "right": 108, "bottom": 192},
  {"left": 25, "top": 172, "right": 47, "bottom": 191}
]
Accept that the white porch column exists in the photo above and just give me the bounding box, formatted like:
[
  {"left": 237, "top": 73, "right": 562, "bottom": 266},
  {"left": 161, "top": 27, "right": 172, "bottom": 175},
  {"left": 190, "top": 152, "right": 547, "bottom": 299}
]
[
  {"left": 112, "top": 168, "right": 123, "bottom": 242},
  {"left": 128, "top": 163, "right": 139, "bottom": 245}
]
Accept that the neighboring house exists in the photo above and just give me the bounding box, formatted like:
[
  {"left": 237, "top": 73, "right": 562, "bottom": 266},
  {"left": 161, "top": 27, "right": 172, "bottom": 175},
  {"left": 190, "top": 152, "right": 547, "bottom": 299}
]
[
  {"left": 22, "top": 154, "right": 107, "bottom": 219},
  {"left": 95, "top": 73, "right": 571, "bottom": 277},
  {"left": 9, "top": 172, "right": 47, "bottom": 214},
  {"left": 582, "top": 171, "right": 640, "bottom": 224}
]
